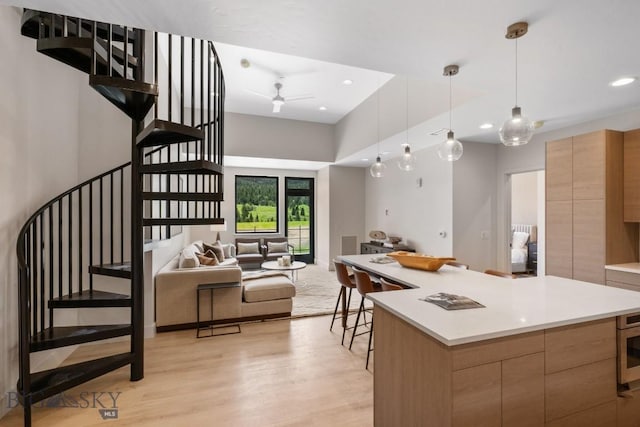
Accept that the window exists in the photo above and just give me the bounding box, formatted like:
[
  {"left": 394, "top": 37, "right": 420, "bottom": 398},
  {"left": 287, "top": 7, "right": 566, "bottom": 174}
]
[{"left": 235, "top": 176, "right": 279, "bottom": 233}]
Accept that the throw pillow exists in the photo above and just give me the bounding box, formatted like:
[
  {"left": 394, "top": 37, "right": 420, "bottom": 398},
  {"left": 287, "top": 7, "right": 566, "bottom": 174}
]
[
  {"left": 512, "top": 231, "right": 530, "bottom": 249},
  {"left": 267, "top": 241, "right": 289, "bottom": 254},
  {"left": 196, "top": 250, "right": 219, "bottom": 266},
  {"left": 237, "top": 242, "right": 260, "bottom": 255},
  {"left": 179, "top": 247, "right": 200, "bottom": 268},
  {"left": 221, "top": 243, "right": 234, "bottom": 258},
  {"left": 203, "top": 241, "right": 225, "bottom": 262}
]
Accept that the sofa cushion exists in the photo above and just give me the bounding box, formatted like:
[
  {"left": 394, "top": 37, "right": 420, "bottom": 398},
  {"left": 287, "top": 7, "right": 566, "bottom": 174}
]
[
  {"left": 267, "top": 241, "right": 289, "bottom": 254},
  {"left": 179, "top": 247, "right": 200, "bottom": 268},
  {"left": 243, "top": 275, "right": 296, "bottom": 303},
  {"left": 196, "top": 250, "right": 219, "bottom": 266},
  {"left": 221, "top": 243, "right": 234, "bottom": 258},
  {"left": 237, "top": 242, "right": 260, "bottom": 255},
  {"left": 203, "top": 241, "right": 225, "bottom": 261}
]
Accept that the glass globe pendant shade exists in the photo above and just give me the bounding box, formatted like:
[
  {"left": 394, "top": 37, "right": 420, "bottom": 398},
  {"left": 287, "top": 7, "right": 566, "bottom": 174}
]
[
  {"left": 370, "top": 156, "right": 386, "bottom": 178},
  {"left": 437, "top": 131, "right": 463, "bottom": 162},
  {"left": 499, "top": 106, "right": 534, "bottom": 146},
  {"left": 397, "top": 144, "right": 416, "bottom": 171}
]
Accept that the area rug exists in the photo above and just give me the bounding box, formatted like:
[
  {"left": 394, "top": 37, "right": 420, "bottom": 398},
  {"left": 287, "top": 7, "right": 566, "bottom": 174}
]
[{"left": 291, "top": 264, "right": 368, "bottom": 318}]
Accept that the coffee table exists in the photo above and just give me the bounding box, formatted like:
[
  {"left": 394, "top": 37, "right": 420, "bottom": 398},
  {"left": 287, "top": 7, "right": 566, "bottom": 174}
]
[{"left": 261, "top": 260, "right": 307, "bottom": 282}]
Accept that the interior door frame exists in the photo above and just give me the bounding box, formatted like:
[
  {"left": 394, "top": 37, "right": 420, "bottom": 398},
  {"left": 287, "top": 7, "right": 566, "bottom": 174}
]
[{"left": 285, "top": 177, "right": 315, "bottom": 264}]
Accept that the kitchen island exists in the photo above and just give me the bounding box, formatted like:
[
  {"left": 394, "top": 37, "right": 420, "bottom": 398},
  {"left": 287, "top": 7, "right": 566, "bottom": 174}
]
[{"left": 338, "top": 254, "right": 640, "bottom": 426}]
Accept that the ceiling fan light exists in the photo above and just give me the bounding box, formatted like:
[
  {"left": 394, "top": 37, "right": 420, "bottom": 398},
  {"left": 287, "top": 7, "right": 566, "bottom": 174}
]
[
  {"left": 370, "top": 156, "right": 386, "bottom": 178},
  {"left": 397, "top": 145, "right": 416, "bottom": 171},
  {"left": 437, "top": 131, "right": 463, "bottom": 162},
  {"left": 499, "top": 106, "right": 534, "bottom": 146}
]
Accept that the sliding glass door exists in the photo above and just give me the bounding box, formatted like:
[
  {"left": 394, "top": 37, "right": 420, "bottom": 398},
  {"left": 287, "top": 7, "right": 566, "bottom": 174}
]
[{"left": 285, "top": 177, "right": 314, "bottom": 264}]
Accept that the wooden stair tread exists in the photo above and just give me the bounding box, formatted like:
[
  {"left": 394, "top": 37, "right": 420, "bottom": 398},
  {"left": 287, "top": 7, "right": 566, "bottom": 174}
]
[
  {"left": 30, "top": 325, "right": 132, "bottom": 352},
  {"left": 136, "top": 119, "right": 205, "bottom": 147},
  {"left": 142, "top": 191, "right": 223, "bottom": 201},
  {"left": 89, "top": 75, "right": 157, "bottom": 120},
  {"left": 89, "top": 262, "right": 133, "bottom": 280},
  {"left": 140, "top": 160, "right": 223, "bottom": 175},
  {"left": 49, "top": 289, "right": 131, "bottom": 308},
  {"left": 143, "top": 218, "right": 225, "bottom": 227},
  {"left": 18, "top": 353, "right": 133, "bottom": 405}
]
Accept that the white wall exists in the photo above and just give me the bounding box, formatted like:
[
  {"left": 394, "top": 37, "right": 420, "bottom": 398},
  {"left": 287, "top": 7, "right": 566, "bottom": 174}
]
[
  {"left": 365, "top": 145, "right": 453, "bottom": 255},
  {"left": 224, "top": 112, "right": 335, "bottom": 162},
  {"left": 511, "top": 171, "right": 538, "bottom": 226},
  {"left": 316, "top": 167, "right": 331, "bottom": 269},
  {"left": 0, "top": 6, "right": 86, "bottom": 417},
  {"left": 452, "top": 142, "right": 498, "bottom": 272}
]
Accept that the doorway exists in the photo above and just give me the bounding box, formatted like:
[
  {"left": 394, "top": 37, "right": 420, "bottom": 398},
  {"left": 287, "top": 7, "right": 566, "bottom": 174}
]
[
  {"left": 509, "top": 170, "right": 545, "bottom": 276},
  {"left": 285, "top": 177, "right": 314, "bottom": 264}
]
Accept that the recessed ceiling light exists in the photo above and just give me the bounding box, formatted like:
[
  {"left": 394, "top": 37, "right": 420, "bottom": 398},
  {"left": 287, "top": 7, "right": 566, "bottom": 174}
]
[
  {"left": 342, "top": 79, "right": 353, "bottom": 85},
  {"left": 240, "top": 58, "right": 251, "bottom": 68},
  {"left": 361, "top": 158, "right": 369, "bottom": 162},
  {"left": 381, "top": 151, "right": 390, "bottom": 155},
  {"left": 319, "top": 106, "right": 327, "bottom": 111},
  {"left": 610, "top": 77, "right": 636, "bottom": 87},
  {"left": 479, "top": 123, "right": 494, "bottom": 129}
]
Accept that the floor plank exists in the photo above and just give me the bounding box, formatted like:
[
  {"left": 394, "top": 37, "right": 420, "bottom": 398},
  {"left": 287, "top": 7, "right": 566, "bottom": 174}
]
[{"left": 1, "top": 315, "right": 374, "bottom": 426}]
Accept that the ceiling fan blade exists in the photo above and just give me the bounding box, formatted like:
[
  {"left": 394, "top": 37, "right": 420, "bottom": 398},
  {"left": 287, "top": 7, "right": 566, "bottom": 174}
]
[
  {"left": 245, "top": 89, "right": 273, "bottom": 99},
  {"left": 285, "top": 95, "right": 315, "bottom": 102},
  {"left": 272, "top": 103, "right": 282, "bottom": 113}
]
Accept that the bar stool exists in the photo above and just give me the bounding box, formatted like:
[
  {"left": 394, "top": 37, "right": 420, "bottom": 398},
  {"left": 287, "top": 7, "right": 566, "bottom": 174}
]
[
  {"left": 379, "top": 277, "right": 404, "bottom": 291},
  {"left": 484, "top": 269, "right": 516, "bottom": 278},
  {"left": 350, "top": 267, "right": 384, "bottom": 370},
  {"left": 446, "top": 261, "right": 470, "bottom": 270},
  {"left": 330, "top": 260, "right": 358, "bottom": 345}
]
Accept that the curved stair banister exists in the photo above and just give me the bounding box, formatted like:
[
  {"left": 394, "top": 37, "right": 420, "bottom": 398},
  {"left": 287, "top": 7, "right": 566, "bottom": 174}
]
[{"left": 17, "top": 9, "right": 226, "bottom": 427}]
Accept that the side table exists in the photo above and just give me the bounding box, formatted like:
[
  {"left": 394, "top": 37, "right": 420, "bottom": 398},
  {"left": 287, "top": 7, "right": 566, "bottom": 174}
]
[{"left": 196, "top": 281, "right": 242, "bottom": 338}]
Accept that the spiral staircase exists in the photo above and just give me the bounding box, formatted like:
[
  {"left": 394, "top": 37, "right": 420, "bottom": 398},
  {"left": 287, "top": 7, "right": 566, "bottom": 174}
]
[{"left": 16, "top": 10, "right": 225, "bottom": 426}]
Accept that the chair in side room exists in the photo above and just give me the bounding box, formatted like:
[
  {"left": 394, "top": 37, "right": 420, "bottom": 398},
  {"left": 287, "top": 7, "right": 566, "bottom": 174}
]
[
  {"left": 330, "top": 260, "right": 358, "bottom": 345},
  {"left": 263, "top": 237, "right": 295, "bottom": 262},
  {"left": 484, "top": 269, "right": 516, "bottom": 279},
  {"left": 234, "top": 238, "right": 264, "bottom": 269},
  {"left": 350, "top": 267, "right": 385, "bottom": 370},
  {"left": 379, "top": 277, "right": 404, "bottom": 291},
  {"left": 446, "top": 261, "right": 470, "bottom": 270}
]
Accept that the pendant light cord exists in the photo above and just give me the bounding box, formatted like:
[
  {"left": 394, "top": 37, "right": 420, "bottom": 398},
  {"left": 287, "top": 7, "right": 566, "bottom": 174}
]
[
  {"left": 406, "top": 76, "right": 409, "bottom": 142},
  {"left": 515, "top": 37, "right": 518, "bottom": 107},
  {"left": 377, "top": 78, "right": 380, "bottom": 156},
  {"left": 449, "top": 73, "right": 453, "bottom": 131}
]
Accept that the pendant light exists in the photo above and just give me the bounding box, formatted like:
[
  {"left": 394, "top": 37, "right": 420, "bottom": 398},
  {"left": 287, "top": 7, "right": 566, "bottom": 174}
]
[
  {"left": 438, "top": 64, "right": 463, "bottom": 162},
  {"left": 499, "top": 22, "right": 535, "bottom": 146},
  {"left": 398, "top": 76, "right": 416, "bottom": 171},
  {"left": 370, "top": 79, "right": 386, "bottom": 178}
]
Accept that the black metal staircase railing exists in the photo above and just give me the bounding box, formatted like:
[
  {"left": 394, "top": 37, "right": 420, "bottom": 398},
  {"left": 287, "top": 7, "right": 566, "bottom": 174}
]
[{"left": 16, "top": 8, "right": 225, "bottom": 427}]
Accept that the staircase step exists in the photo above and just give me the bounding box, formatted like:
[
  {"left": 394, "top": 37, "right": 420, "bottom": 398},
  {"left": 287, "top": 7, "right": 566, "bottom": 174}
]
[
  {"left": 36, "top": 37, "right": 94, "bottom": 74},
  {"left": 137, "top": 119, "right": 205, "bottom": 148},
  {"left": 49, "top": 290, "right": 131, "bottom": 309},
  {"left": 142, "top": 192, "right": 223, "bottom": 202},
  {"left": 89, "top": 262, "right": 133, "bottom": 279},
  {"left": 18, "top": 352, "right": 133, "bottom": 405},
  {"left": 30, "top": 325, "right": 132, "bottom": 352},
  {"left": 143, "top": 218, "right": 225, "bottom": 227},
  {"left": 89, "top": 75, "right": 157, "bottom": 120},
  {"left": 140, "top": 160, "right": 223, "bottom": 175}
]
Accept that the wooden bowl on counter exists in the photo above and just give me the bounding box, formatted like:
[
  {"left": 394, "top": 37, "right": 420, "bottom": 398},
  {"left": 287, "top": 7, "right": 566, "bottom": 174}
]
[{"left": 386, "top": 251, "right": 456, "bottom": 272}]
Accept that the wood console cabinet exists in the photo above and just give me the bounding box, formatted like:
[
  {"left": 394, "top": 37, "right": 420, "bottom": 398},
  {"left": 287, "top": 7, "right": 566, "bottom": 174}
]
[
  {"left": 546, "top": 130, "right": 638, "bottom": 284},
  {"left": 360, "top": 242, "right": 414, "bottom": 254}
]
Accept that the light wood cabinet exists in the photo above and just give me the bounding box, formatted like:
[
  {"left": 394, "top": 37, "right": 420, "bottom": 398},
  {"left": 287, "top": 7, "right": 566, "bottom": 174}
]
[
  {"left": 546, "top": 130, "right": 638, "bottom": 284},
  {"left": 624, "top": 129, "right": 640, "bottom": 222}
]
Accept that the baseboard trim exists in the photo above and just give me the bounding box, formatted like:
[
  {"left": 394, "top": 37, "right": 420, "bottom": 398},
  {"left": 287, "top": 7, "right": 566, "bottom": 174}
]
[{"left": 156, "top": 312, "right": 291, "bottom": 333}]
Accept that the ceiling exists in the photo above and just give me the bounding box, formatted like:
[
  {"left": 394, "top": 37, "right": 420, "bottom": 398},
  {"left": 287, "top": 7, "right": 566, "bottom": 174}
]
[{"left": 4, "top": 0, "right": 640, "bottom": 168}]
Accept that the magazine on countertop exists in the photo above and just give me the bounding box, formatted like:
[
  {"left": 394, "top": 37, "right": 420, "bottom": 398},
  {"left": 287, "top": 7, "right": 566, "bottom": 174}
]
[
  {"left": 369, "top": 256, "right": 396, "bottom": 264},
  {"left": 420, "top": 292, "right": 485, "bottom": 310}
]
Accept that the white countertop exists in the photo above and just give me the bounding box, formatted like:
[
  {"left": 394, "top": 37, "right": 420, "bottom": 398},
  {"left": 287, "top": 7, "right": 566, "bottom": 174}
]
[
  {"left": 605, "top": 263, "right": 640, "bottom": 274},
  {"left": 339, "top": 254, "right": 640, "bottom": 346}
]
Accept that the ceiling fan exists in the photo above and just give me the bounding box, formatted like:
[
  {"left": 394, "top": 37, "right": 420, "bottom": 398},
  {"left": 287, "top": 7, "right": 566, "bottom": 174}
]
[{"left": 247, "top": 82, "right": 314, "bottom": 113}]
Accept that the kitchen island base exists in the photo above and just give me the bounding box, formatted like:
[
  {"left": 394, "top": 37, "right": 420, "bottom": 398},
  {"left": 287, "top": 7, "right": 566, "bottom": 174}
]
[{"left": 374, "top": 306, "right": 621, "bottom": 426}]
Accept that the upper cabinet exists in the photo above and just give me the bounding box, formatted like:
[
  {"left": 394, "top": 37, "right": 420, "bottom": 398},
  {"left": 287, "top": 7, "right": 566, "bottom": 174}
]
[
  {"left": 546, "top": 130, "right": 638, "bottom": 284},
  {"left": 624, "top": 129, "right": 640, "bottom": 222}
]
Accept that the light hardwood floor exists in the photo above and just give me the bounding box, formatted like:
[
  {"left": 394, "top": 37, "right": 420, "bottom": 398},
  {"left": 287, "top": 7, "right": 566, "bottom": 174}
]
[{"left": 1, "top": 316, "right": 374, "bottom": 426}]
